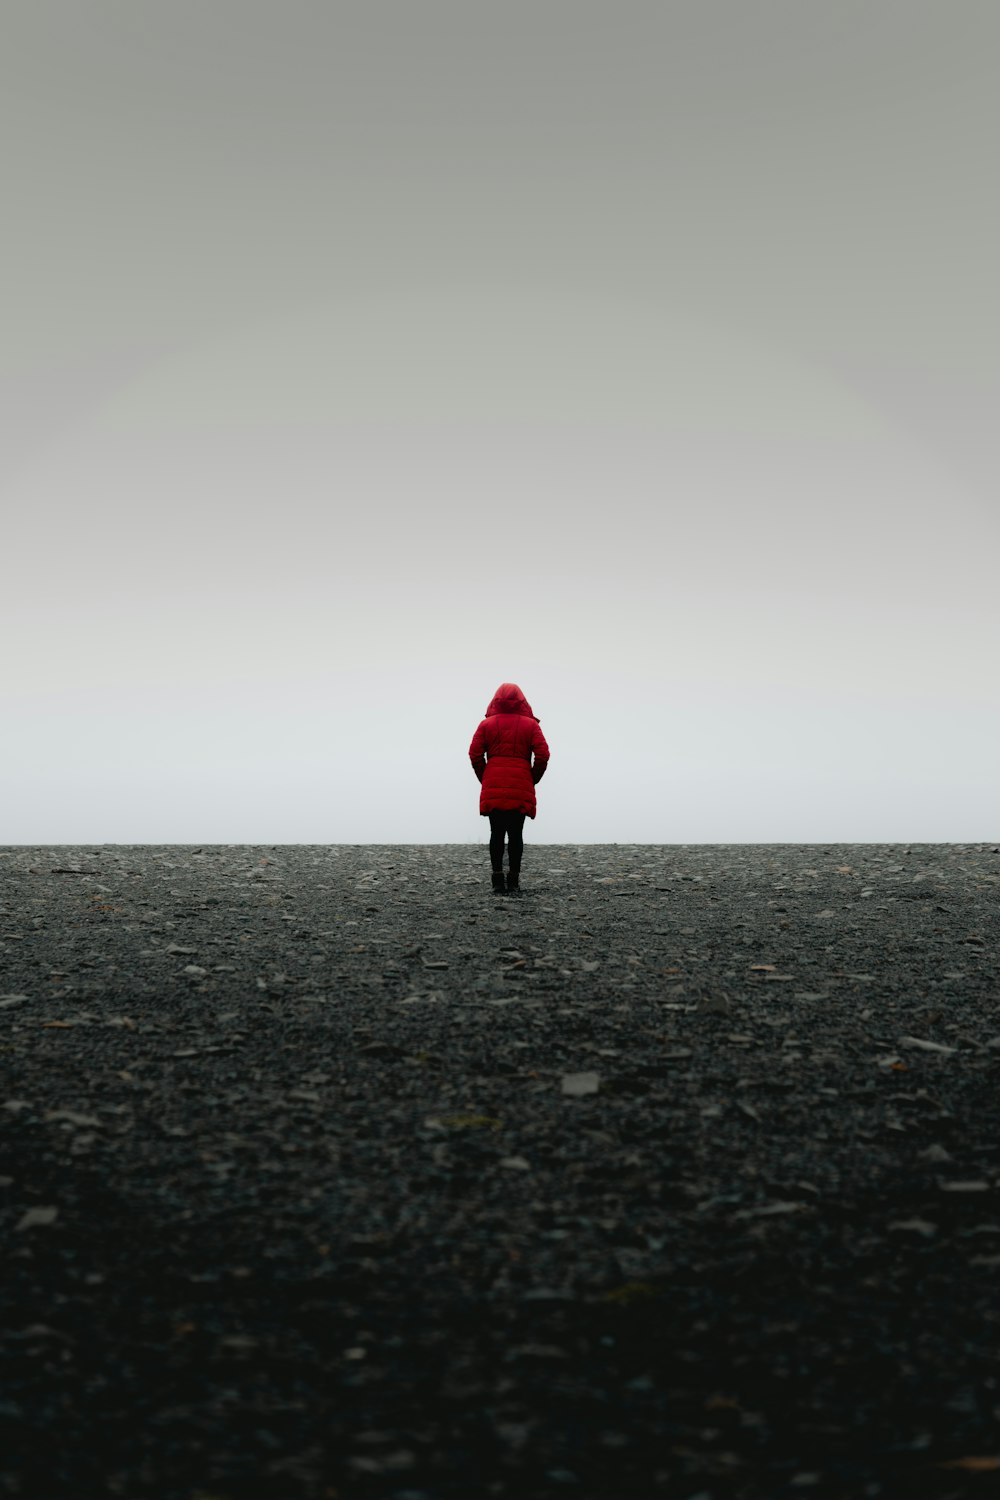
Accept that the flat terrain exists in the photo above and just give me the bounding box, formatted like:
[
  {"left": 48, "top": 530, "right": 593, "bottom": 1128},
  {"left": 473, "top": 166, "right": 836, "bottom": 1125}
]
[{"left": 2, "top": 843, "right": 999, "bottom": 1500}]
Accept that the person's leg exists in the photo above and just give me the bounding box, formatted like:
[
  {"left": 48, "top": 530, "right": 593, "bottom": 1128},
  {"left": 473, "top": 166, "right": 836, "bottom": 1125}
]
[
  {"left": 488, "top": 812, "right": 506, "bottom": 871},
  {"left": 488, "top": 812, "right": 507, "bottom": 891},
  {"left": 506, "top": 813, "right": 525, "bottom": 890}
]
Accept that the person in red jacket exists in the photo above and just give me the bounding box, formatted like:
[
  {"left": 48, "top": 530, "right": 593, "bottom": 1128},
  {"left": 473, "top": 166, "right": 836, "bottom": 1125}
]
[{"left": 469, "top": 682, "right": 550, "bottom": 895}]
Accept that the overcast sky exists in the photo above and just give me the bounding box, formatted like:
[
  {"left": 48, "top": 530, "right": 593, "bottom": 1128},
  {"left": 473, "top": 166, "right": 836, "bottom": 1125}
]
[{"left": 4, "top": 1, "right": 998, "bottom": 843}]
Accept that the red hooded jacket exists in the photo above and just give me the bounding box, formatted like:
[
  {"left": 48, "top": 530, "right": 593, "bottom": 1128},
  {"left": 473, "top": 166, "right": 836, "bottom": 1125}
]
[{"left": 469, "top": 683, "right": 550, "bottom": 818}]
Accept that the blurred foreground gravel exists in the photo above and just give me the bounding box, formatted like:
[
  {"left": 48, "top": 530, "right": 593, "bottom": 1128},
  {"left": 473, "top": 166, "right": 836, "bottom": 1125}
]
[{"left": 2, "top": 842, "right": 1000, "bottom": 1500}]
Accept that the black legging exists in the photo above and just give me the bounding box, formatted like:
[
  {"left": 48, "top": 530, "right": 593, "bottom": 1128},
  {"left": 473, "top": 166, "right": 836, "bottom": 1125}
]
[{"left": 488, "top": 810, "right": 525, "bottom": 875}]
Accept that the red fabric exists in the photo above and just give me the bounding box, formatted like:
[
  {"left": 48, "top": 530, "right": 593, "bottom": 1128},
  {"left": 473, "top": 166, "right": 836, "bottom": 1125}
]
[{"left": 469, "top": 682, "right": 550, "bottom": 818}]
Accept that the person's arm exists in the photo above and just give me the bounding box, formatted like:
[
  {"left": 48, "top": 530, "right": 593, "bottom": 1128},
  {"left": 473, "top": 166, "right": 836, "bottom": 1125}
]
[
  {"left": 469, "top": 722, "right": 487, "bottom": 783},
  {"left": 531, "top": 723, "right": 550, "bottom": 784}
]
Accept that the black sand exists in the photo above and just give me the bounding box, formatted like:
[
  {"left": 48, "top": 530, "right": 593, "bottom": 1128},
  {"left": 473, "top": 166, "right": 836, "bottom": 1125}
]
[{"left": 2, "top": 843, "right": 999, "bottom": 1499}]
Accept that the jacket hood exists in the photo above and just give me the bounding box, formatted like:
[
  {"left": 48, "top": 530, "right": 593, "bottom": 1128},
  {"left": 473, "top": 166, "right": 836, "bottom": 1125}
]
[{"left": 485, "top": 682, "right": 538, "bottom": 720}]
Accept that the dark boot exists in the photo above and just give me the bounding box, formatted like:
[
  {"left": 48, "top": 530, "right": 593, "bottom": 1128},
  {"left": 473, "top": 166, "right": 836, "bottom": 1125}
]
[
  {"left": 491, "top": 869, "right": 506, "bottom": 895},
  {"left": 506, "top": 870, "right": 521, "bottom": 896}
]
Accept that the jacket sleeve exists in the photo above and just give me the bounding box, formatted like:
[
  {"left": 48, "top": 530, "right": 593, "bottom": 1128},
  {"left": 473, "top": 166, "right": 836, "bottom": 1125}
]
[
  {"left": 530, "top": 723, "right": 550, "bottom": 784},
  {"left": 469, "top": 721, "right": 487, "bottom": 783}
]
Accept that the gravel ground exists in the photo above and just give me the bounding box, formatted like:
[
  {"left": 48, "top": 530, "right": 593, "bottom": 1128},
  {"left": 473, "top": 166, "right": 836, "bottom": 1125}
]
[{"left": 2, "top": 842, "right": 1000, "bottom": 1500}]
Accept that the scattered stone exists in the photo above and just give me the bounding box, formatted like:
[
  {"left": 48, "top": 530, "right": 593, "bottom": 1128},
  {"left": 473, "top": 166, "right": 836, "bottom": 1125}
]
[
  {"left": 733, "top": 1200, "right": 805, "bottom": 1219},
  {"left": 561, "top": 1072, "right": 600, "bottom": 1097},
  {"left": 888, "top": 1218, "right": 938, "bottom": 1237},
  {"left": 44, "top": 1110, "right": 101, "bottom": 1128},
  {"left": 15, "top": 1206, "right": 59, "bottom": 1231}
]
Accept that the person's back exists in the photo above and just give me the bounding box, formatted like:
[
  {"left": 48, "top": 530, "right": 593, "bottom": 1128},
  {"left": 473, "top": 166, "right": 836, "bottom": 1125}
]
[{"left": 469, "top": 682, "right": 550, "bottom": 895}]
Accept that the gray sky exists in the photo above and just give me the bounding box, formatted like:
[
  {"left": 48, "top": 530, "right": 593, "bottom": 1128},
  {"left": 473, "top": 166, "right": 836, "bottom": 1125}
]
[{"left": 4, "top": 1, "right": 998, "bottom": 843}]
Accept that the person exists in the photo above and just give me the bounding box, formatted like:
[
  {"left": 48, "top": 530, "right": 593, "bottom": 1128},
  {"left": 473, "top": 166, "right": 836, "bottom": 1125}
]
[{"left": 469, "top": 682, "right": 550, "bottom": 896}]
